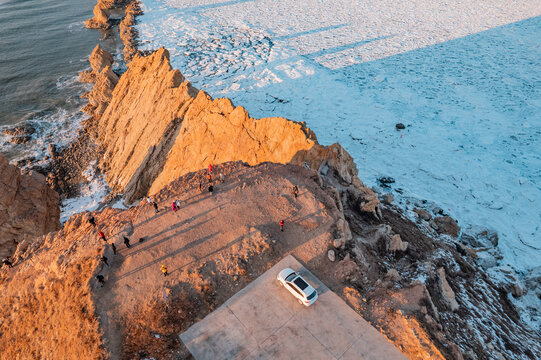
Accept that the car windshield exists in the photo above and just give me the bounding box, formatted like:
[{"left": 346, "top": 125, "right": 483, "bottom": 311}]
[
  {"left": 285, "top": 272, "right": 297, "bottom": 282},
  {"left": 307, "top": 290, "right": 317, "bottom": 300},
  {"left": 293, "top": 277, "right": 309, "bottom": 290}
]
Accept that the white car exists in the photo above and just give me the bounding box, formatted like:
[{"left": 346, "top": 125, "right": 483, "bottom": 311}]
[{"left": 277, "top": 268, "right": 318, "bottom": 306}]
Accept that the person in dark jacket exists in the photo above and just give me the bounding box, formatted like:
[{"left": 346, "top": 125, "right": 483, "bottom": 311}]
[
  {"left": 123, "top": 236, "right": 131, "bottom": 248},
  {"left": 111, "top": 242, "right": 117, "bottom": 255}
]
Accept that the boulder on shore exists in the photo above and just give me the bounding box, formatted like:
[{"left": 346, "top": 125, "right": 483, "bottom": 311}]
[{"left": 433, "top": 216, "right": 460, "bottom": 237}]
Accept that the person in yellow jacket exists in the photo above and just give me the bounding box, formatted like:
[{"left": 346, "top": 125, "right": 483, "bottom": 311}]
[{"left": 161, "top": 264, "right": 168, "bottom": 277}]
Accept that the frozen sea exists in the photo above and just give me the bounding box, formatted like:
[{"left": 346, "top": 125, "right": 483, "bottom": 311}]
[{"left": 136, "top": 0, "right": 541, "bottom": 278}]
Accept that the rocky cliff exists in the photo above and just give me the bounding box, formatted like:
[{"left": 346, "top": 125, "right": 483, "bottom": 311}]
[
  {"left": 0, "top": 208, "right": 127, "bottom": 359},
  {"left": 80, "top": 45, "right": 119, "bottom": 118},
  {"left": 85, "top": 0, "right": 142, "bottom": 61},
  {"left": 0, "top": 155, "right": 60, "bottom": 258},
  {"left": 93, "top": 48, "right": 378, "bottom": 212}
]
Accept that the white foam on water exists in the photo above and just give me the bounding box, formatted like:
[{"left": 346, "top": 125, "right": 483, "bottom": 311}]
[
  {"left": 60, "top": 162, "right": 110, "bottom": 223},
  {"left": 0, "top": 107, "right": 87, "bottom": 164}
]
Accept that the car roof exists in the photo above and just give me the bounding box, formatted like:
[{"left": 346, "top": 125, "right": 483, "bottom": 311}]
[{"left": 293, "top": 277, "right": 309, "bottom": 290}]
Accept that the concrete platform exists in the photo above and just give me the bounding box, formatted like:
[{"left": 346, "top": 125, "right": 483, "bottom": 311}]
[{"left": 180, "top": 255, "right": 407, "bottom": 359}]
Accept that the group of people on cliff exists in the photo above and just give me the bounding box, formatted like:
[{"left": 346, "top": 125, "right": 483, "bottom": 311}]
[{"left": 88, "top": 163, "right": 299, "bottom": 287}]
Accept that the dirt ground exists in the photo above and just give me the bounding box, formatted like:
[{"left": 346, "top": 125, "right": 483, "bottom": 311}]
[{"left": 92, "top": 162, "right": 343, "bottom": 359}]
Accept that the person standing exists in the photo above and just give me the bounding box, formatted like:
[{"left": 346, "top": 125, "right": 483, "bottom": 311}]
[
  {"left": 198, "top": 182, "right": 202, "bottom": 192},
  {"left": 98, "top": 231, "right": 106, "bottom": 242},
  {"left": 153, "top": 201, "right": 159, "bottom": 213},
  {"left": 208, "top": 184, "right": 214, "bottom": 195},
  {"left": 207, "top": 174, "right": 212, "bottom": 183},
  {"left": 208, "top": 164, "right": 213, "bottom": 173},
  {"left": 161, "top": 264, "right": 168, "bottom": 277},
  {"left": 101, "top": 256, "right": 109, "bottom": 266},
  {"left": 219, "top": 173, "right": 224, "bottom": 183},
  {"left": 111, "top": 242, "right": 117, "bottom": 255},
  {"left": 175, "top": 199, "right": 181, "bottom": 208},
  {"left": 88, "top": 215, "right": 96, "bottom": 227},
  {"left": 292, "top": 185, "right": 299, "bottom": 199},
  {"left": 279, "top": 220, "right": 285, "bottom": 232},
  {"left": 123, "top": 236, "right": 131, "bottom": 248},
  {"left": 171, "top": 201, "right": 178, "bottom": 212}
]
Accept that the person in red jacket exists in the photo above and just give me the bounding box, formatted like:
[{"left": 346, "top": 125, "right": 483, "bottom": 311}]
[
  {"left": 208, "top": 164, "right": 213, "bottom": 173},
  {"left": 279, "top": 220, "right": 285, "bottom": 232},
  {"left": 98, "top": 231, "right": 106, "bottom": 242}
]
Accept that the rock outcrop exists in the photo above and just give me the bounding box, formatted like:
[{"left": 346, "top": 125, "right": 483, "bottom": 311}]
[
  {"left": 94, "top": 48, "right": 378, "bottom": 211},
  {"left": 437, "top": 267, "right": 459, "bottom": 311},
  {"left": 85, "top": 0, "right": 141, "bottom": 60},
  {"left": 119, "top": 1, "right": 142, "bottom": 61},
  {"left": 79, "top": 44, "right": 114, "bottom": 83},
  {"left": 0, "top": 155, "right": 60, "bottom": 257},
  {"left": 79, "top": 45, "right": 119, "bottom": 118},
  {"left": 432, "top": 216, "right": 460, "bottom": 237},
  {"left": 85, "top": 0, "right": 113, "bottom": 29}
]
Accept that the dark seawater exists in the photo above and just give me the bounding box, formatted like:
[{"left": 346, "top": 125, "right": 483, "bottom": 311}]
[{"left": 0, "top": 0, "right": 120, "bottom": 160}]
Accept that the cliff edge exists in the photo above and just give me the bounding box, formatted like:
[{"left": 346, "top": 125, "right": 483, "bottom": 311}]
[{"left": 0, "top": 155, "right": 60, "bottom": 258}]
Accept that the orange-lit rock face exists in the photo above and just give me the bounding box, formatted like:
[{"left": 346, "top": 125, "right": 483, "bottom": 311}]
[
  {"left": 343, "top": 285, "right": 445, "bottom": 360},
  {"left": 0, "top": 155, "right": 60, "bottom": 258},
  {"left": 368, "top": 294, "right": 445, "bottom": 360},
  {"left": 148, "top": 91, "right": 319, "bottom": 196},
  {"left": 0, "top": 208, "right": 131, "bottom": 360},
  {"left": 94, "top": 48, "right": 378, "bottom": 211},
  {"left": 85, "top": 0, "right": 112, "bottom": 29}
]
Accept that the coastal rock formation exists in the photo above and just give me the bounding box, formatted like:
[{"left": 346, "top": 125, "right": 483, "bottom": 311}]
[
  {"left": 85, "top": 0, "right": 112, "bottom": 29},
  {"left": 79, "top": 44, "right": 114, "bottom": 83},
  {"left": 0, "top": 155, "right": 60, "bottom": 258},
  {"left": 119, "top": 1, "right": 142, "bottom": 61},
  {"left": 81, "top": 66, "right": 119, "bottom": 118},
  {"left": 79, "top": 45, "right": 118, "bottom": 118},
  {"left": 95, "top": 48, "right": 378, "bottom": 211},
  {"left": 437, "top": 267, "right": 459, "bottom": 311},
  {"left": 85, "top": 0, "right": 141, "bottom": 60}
]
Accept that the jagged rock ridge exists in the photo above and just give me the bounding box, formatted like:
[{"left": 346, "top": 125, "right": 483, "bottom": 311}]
[{"left": 92, "top": 48, "right": 378, "bottom": 212}]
